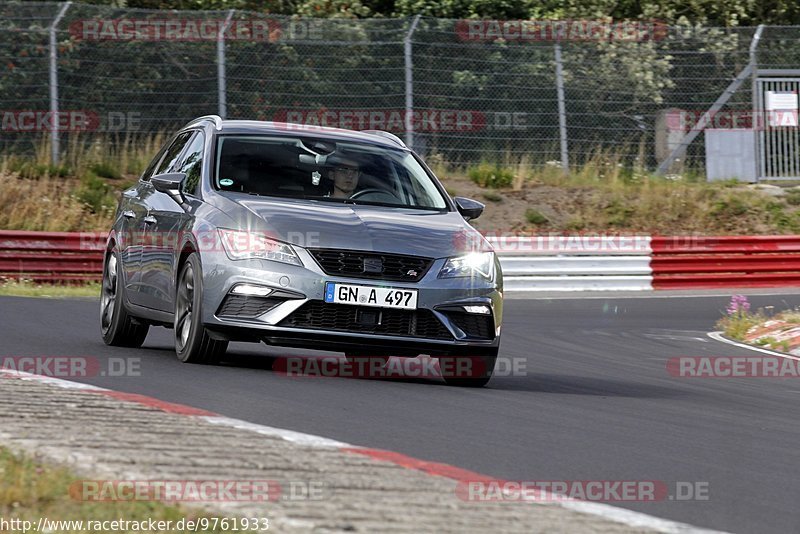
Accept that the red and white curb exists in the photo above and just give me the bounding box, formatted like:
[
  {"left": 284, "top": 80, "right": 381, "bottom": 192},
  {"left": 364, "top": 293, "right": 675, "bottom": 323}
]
[
  {"left": 489, "top": 235, "right": 800, "bottom": 292},
  {"left": 1, "top": 368, "right": 723, "bottom": 534}
]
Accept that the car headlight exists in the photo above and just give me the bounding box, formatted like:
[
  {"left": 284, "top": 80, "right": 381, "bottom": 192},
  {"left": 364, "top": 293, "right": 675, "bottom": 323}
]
[
  {"left": 218, "top": 229, "right": 302, "bottom": 266},
  {"left": 438, "top": 251, "right": 495, "bottom": 280}
]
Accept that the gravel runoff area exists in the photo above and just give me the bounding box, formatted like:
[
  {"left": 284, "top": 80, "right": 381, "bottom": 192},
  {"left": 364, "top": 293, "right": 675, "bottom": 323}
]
[{"left": 0, "top": 371, "right": 708, "bottom": 534}]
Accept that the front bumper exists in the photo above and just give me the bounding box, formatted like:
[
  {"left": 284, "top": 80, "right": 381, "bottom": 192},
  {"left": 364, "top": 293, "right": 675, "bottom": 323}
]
[{"left": 199, "top": 249, "right": 503, "bottom": 356}]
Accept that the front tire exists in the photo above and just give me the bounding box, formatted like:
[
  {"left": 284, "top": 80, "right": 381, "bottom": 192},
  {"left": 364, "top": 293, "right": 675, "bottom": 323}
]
[
  {"left": 175, "top": 253, "right": 228, "bottom": 364},
  {"left": 100, "top": 247, "right": 149, "bottom": 347},
  {"left": 438, "top": 350, "right": 498, "bottom": 388}
]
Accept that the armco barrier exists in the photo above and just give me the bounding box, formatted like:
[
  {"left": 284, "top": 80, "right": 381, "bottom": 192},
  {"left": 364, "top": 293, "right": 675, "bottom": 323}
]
[
  {"left": 0, "top": 230, "right": 105, "bottom": 282},
  {"left": 2, "top": 231, "right": 800, "bottom": 291},
  {"left": 487, "top": 236, "right": 653, "bottom": 291},
  {"left": 650, "top": 236, "right": 800, "bottom": 289}
]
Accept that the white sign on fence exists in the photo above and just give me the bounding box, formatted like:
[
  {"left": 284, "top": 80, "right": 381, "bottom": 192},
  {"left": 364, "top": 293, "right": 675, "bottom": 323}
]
[{"left": 766, "top": 91, "right": 799, "bottom": 127}]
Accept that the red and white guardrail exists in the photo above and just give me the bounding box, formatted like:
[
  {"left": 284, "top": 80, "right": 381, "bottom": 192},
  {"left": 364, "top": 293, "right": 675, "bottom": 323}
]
[
  {"left": 2, "top": 230, "right": 800, "bottom": 291},
  {"left": 486, "top": 235, "right": 800, "bottom": 291}
]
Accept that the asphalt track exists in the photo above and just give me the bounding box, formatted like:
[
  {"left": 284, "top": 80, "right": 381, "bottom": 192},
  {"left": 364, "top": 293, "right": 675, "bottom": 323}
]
[{"left": 3, "top": 292, "right": 800, "bottom": 533}]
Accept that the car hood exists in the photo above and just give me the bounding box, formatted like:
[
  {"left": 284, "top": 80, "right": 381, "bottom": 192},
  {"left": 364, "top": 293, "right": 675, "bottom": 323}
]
[{"left": 213, "top": 194, "right": 489, "bottom": 258}]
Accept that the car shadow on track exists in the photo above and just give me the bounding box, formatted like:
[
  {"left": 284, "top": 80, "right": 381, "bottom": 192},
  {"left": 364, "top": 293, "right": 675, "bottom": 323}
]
[
  {"left": 488, "top": 372, "right": 694, "bottom": 399},
  {"left": 133, "top": 344, "right": 682, "bottom": 395},
  {"left": 221, "top": 352, "right": 447, "bottom": 386},
  {"left": 133, "top": 343, "right": 443, "bottom": 384}
]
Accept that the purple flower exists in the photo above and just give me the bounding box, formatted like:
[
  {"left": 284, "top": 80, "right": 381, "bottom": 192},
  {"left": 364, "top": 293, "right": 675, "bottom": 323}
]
[{"left": 727, "top": 294, "right": 750, "bottom": 316}]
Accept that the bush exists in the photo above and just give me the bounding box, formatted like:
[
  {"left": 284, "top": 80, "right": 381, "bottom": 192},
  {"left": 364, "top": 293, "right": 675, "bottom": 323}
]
[
  {"left": 525, "top": 208, "right": 548, "bottom": 225},
  {"left": 785, "top": 189, "right": 800, "bottom": 206},
  {"left": 76, "top": 172, "right": 116, "bottom": 214},
  {"left": 482, "top": 190, "right": 503, "bottom": 202},
  {"left": 10, "top": 161, "right": 71, "bottom": 180},
  {"left": 710, "top": 197, "right": 749, "bottom": 218},
  {"left": 604, "top": 199, "right": 635, "bottom": 226},
  {"left": 765, "top": 201, "right": 800, "bottom": 232},
  {"left": 88, "top": 162, "right": 122, "bottom": 180},
  {"left": 468, "top": 163, "right": 514, "bottom": 189}
]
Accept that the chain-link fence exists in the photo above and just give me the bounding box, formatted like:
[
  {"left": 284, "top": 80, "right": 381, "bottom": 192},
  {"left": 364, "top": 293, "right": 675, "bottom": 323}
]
[{"left": 1, "top": 1, "right": 798, "bottom": 173}]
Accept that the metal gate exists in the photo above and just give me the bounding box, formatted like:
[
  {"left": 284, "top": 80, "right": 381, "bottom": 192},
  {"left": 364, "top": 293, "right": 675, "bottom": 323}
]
[{"left": 756, "top": 78, "right": 800, "bottom": 180}]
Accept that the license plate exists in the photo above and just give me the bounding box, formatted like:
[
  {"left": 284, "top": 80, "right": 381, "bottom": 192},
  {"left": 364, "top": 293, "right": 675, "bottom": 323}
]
[{"left": 324, "top": 282, "right": 418, "bottom": 310}]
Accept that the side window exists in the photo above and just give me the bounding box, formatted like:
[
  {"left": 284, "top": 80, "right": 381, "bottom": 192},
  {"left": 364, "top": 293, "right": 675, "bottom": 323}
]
[
  {"left": 140, "top": 142, "right": 169, "bottom": 182},
  {"left": 176, "top": 132, "right": 205, "bottom": 196},
  {"left": 154, "top": 132, "right": 193, "bottom": 176}
]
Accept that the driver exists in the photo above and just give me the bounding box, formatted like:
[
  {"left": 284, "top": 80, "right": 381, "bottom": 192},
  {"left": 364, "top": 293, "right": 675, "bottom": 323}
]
[{"left": 326, "top": 156, "right": 361, "bottom": 198}]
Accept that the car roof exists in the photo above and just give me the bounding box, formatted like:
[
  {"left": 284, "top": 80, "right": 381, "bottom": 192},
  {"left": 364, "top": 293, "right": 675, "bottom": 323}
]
[{"left": 183, "top": 116, "right": 408, "bottom": 150}]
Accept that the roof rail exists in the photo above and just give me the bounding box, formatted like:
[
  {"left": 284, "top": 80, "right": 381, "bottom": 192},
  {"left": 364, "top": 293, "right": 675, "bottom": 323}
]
[
  {"left": 183, "top": 115, "right": 223, "bottom": 131},
  {"left": 362, "top": 130, "right": 407, "bottom": 148}
]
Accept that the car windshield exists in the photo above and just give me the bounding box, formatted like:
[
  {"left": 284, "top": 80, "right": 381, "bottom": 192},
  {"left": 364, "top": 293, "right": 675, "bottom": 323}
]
[{"left": 214, "top": 135, "right": 448, "bottom": 210}]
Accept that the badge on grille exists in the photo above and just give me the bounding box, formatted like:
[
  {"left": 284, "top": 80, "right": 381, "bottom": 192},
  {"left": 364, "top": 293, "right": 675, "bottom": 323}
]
[{"left": 363, "top": 257, "right": 383, "bottom": 273}]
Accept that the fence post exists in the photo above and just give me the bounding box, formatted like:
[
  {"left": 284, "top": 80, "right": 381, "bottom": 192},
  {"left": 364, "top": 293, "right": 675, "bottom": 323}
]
[
  {"left": 217, "top": 9, "right": 235, "bottom": 119},
  {"left": 404, "top": 15, "right": 421, "bottom": 149},
  {"left": 49, "top": 1, "right": 71, "bottom": 166},
  {"left": 750, "top": 24, "right": 765, "bottom": 182},
  {"left": 554, "top": 43, "right": 569, "bottom": 175}
]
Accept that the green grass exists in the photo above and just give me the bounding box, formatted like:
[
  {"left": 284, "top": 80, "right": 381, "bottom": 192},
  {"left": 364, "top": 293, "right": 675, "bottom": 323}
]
[
  {"left": 0, "top": 280, "right": 101, "bottom": 298},
  {"left": 0, "top": 446, "right": 236, "bottom": 533}
]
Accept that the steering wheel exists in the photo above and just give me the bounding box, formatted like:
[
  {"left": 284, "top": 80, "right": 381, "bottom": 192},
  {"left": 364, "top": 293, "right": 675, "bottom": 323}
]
[{"left": 349, "top": 188, "right": 400, "bottom": 203}]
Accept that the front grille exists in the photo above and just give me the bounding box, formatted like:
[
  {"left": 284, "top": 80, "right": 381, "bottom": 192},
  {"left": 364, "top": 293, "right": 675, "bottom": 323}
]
[
  {"left": 308, "top": 249, "right": 433, "bottom": 282},
  {"left": 216, "top": 295, "right": 283, "bottom": 319},
  {"left": 445, "top": 312, "right": 495, "bottom": 340},
  {"left": 278, "top": 301, "right": 452, "bottom": 340}
]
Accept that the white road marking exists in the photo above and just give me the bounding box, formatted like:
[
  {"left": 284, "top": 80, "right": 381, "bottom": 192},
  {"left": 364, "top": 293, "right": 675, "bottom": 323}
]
[
  {"left": 559, "top": 500, "right": 726, "bottom": 533},
  {"left": 199, "top": 416, "right": 350, "bottom": 448},
  {"left": 707, "top": 331, "right": 800, "bottom": 361}
]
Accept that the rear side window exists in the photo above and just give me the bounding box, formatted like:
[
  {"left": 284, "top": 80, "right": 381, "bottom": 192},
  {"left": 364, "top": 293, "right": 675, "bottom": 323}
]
[{"left": 155, "top": 132, "right": 194, "bottom": 176}]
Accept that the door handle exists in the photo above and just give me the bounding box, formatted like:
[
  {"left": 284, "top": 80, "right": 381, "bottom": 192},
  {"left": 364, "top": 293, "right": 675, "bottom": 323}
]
[
  {"left": 122, "top": 210, "right": 135, "bottom": 219},
  {"left": 143, "top": 215, "right": 157, "bottom": 225}
]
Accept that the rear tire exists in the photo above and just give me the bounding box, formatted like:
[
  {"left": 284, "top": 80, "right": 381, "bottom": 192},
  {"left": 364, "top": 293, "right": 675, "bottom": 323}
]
[
  {"left": 438, "top": 350, "right": 498, "bottom": 388},
  {"left": 175, "top": 253, "right": 228, "bottom": 364},
  {"left": 101, "top": 247, "right": 149, "bottom": 347}
]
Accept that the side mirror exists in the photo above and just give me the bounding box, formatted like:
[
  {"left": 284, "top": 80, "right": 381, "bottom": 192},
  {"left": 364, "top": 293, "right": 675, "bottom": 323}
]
[
  {"left": 151, "top": 172, "right": 188, "bottom": 208},
  {"left": 454, "top": 196, "right": 484, "bottom": 221}
]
